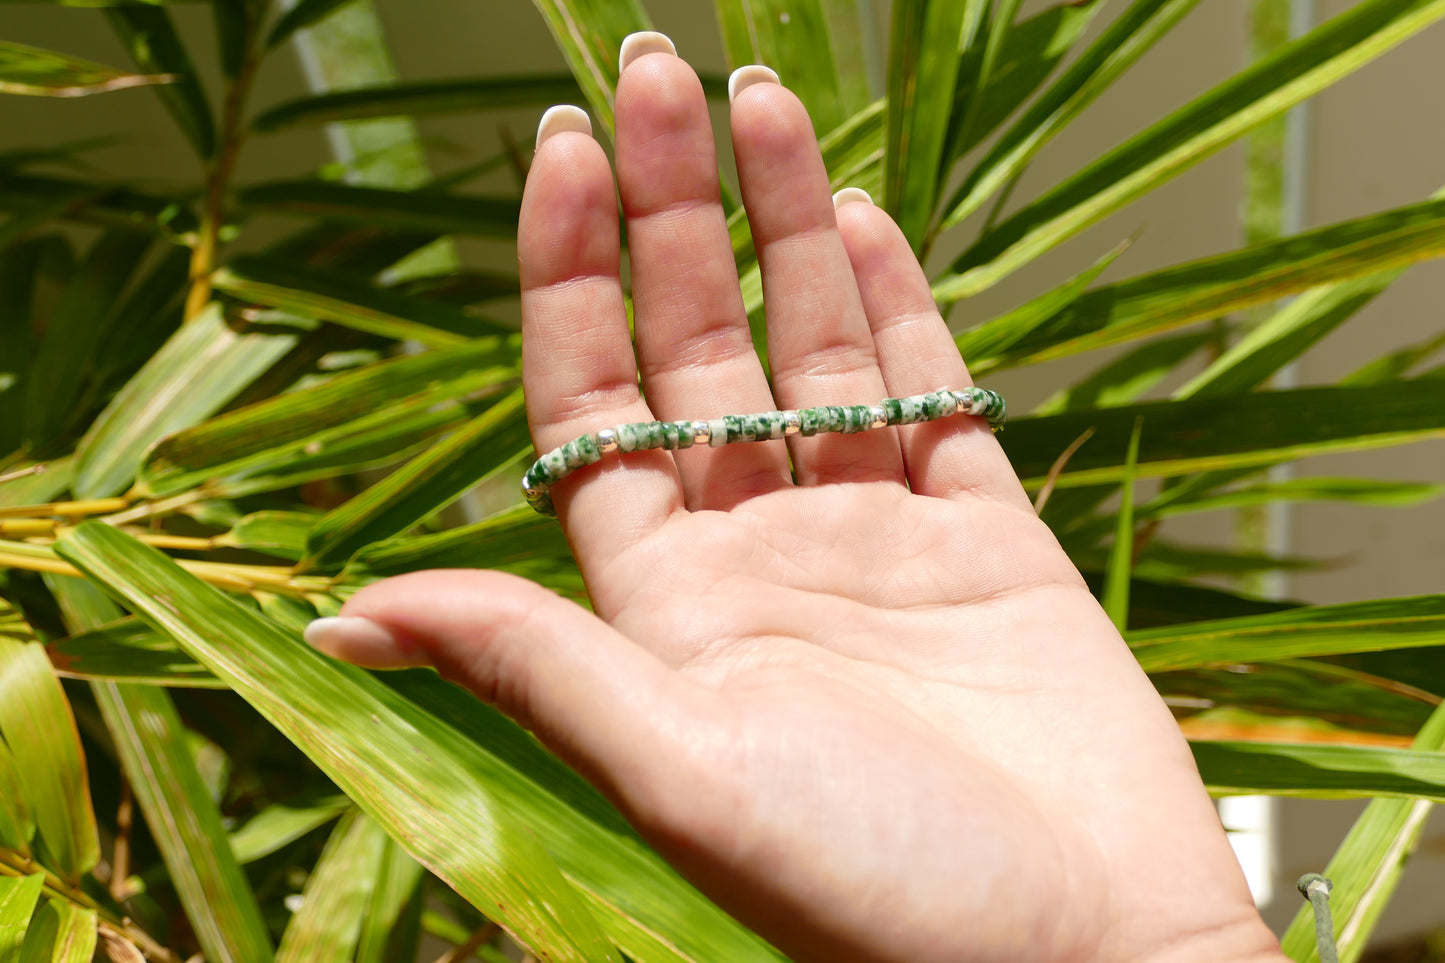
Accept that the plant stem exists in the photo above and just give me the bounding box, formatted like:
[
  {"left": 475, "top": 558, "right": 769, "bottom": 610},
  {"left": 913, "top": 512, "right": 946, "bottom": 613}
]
[{"left": 183, "top": 9, "right": 266, "bottom": 323}]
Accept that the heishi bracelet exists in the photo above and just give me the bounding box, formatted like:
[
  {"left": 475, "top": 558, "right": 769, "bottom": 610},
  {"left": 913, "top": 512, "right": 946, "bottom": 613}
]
[{"left": 521, "top": 386, "right": 1006, "bottom": 517}]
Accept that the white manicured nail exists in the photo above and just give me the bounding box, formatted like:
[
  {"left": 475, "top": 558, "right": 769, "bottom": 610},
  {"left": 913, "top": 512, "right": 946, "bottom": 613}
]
[
  {"left": 833, "top": 187, "right": 873, "bottom": 209},
  {"left": 305, "top": 616, "right": 423, "bottom": 668},
  {"left": 728, "top": 65, "right": 780, "bottom": 104},
  {"left": 619, "top": 31, "right": 676, "bottom": 73},
  {"left": 536, "top": 105, "right": 592, "bottom": 149}
]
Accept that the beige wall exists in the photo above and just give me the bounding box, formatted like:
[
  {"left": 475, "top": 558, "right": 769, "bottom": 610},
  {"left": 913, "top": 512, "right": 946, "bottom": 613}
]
[{"left": 3, "top": 0, "right": 1444, "bottom": 949}]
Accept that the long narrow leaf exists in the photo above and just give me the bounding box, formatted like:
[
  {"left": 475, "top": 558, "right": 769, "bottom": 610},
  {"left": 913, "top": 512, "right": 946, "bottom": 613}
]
[
  {"left": 266, "top": 0, "right": 360, "bottom": 49},
  {"left": 1101, "top": 417, "right": 1143, "bottom": 631},
  {"left": 884, "top": 0, "right": 980, "bottom": 250},
  {"left": 1194, "top": 740, "right": 1445, "bottom": 802},
  {"left": 253, "top": 74, "right": 586, "bottom": 131},
  {"left": 298, "top": 389, "right": 529, "bottom": 572},
  {"left": 0, "top": 874, "right": 44, "bottom": 959},
  {"left": 526, "top": 0, "right": 650, "bottom": 136},
  {"left": 355, "top": 838, "right": 425, "bottom": 963},
  {"left": 1129, "top": 595, "right": 1445, "bottom": 673},
  {"left": 73, "top": 303, "right": 299, "bottom": 498},
  {"left": 49, "top": 617, "right": 223, "bottom": 688},
  {"left": 94, "top": 683, "right": 276, "bottom": 963},
  {"left": 275, "top": 811, "right": 385, "bottom": 963},
  {"left": 0, "top": 41, "right": 173, "bottom": 97},
  {"left": 939, "top": 0, "right": 1200, "bottom": 231},
  {"left": 1000, "top": 380, "right": 1445, "bottom": 489},
  {"left": 212, "top": 257, "right": 508, "bottom": 345},
  {"left": 57, "top": 524, "right": 773, "bottom": 963},
  {"left": 942, "top": 0, "right": 1445, "bottom": 299},
  {"left": 0, "top": 635, "right": 98, "bottom": 881},
  {"left": 105, "top": 8, "right": 215, "bottom": 158},
  {"left": 1279, "top": 704, "right": 1445, "bottom": 961},
  {"left": 238, "top": 182, "right": 520, "bottom": 238},
  {"left": 939, "top": 194, "right": 1445, "bottom": 360}
]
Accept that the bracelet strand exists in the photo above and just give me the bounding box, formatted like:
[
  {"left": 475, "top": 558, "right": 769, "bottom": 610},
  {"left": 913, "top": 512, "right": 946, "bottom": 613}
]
[{"left": 522, "top": 386, "right": 1006, "bottom": 517}]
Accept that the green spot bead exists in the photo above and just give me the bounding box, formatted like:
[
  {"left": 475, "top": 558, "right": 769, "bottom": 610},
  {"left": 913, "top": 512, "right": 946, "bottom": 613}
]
[
  {"left": 884, "top": 397, "right": 904, "bottom": 426},
  {"left": 798, "top": 407, "right": 826, "bottom": 436}
]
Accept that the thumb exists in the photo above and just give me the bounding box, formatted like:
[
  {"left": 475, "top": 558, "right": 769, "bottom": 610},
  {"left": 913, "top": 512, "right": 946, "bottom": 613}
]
[{"left": 305, "top": 569, "right": 691, "bottom": 811}]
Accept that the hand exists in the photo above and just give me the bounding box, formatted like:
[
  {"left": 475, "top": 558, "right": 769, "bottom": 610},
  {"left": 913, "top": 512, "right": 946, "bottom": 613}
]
[{"left": 309, "top": 34, "right": 1287, "bottom": 963}]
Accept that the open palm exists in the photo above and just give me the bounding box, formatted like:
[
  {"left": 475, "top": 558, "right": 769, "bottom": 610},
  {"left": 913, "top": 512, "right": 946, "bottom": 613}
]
[{"left": 322, "top": 38, "right": 1285, "bottom": 963}]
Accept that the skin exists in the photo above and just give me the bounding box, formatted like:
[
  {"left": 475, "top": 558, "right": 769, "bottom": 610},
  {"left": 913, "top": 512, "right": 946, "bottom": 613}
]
[{"left": 323, "top": 45, "right": 1292, "bottom": 963}]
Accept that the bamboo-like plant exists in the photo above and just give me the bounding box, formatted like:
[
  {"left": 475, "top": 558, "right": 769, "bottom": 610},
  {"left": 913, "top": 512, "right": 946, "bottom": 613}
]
[{"left": 2, "top": 1, "right": 1444, "bottom": 960}]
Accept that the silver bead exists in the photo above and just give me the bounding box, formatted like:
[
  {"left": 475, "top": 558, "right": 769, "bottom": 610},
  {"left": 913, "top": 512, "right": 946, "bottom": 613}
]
[
  {"left": 869, "top": 405, "right": 888, "bottom": 429},
  {"left": 782, "top": 410, "right": 801, "bottom": 435},
  {"left": 595, "top": 428, "right": 619, "bottom": 455},
  {"left": 691, "top": 421, "right": 711, "bottom": 445}
]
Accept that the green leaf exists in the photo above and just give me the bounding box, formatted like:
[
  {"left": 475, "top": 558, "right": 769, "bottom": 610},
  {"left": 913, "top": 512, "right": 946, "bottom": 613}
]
[
  {"left": 217, "top": 511, "right": 317, "bottom": 561},
  {"left": 138, "top": 337, "right": 518, "bottom": 496},
  {"left": 1101, "top": 417, "right": 1143, "bottom": 631},
  {"left": 49, "top": 616, "right": 223, "bottom": 688},
  {"left": 715, "top": 0, "right": 869, "bottom": 136},
  {"left": 884, "top": 0, "right": 980, "bottom": 250},
  {"left": 0, "top": 874, "right": 44, "bottom": 960},
  {"left": 954, "top": 237, "right": 1131, "bottom": 365},
  {"left": 999, "top": 380, "right": 1445, "bottom": 490},
  {"left": 528, "top": 0, "right": 650, "bottom": 136},
  {"left": 939, "top": 194, "right": 1445, "bottom": 360},
  {"left": 1194, "top": 740, "right": 1445, "bottom": 803},
  {"left": 939, "top": 0, "right": 1200, "bottom": 231},
  {"left": 939, "top": 0, "right": 1107, "bottom": 177},
  {"left": 266, "top": 0, "right": 360, "bottom": 49},
  {"left": 1279, "top": 704, "right": 1445, "bottom": 961},
  {"left": 1342, "top": 325, "right": 1445, "bottom": 385},
  {"left": 340, "top": 503, "right": 574, "bottom": 582},
  {"left": 56, "top": 524, "right": 765, "bottom": 963},
  {"left": 0, "top": 732, "right": 34, "bottom": 854},
  {"left": 73, "top": 303, "right": 299, "bottom": 498},
  {"left": 299, "top": 388, "right": 530, "bottom": 572},
  {"left": 1032, "top": 329, "right": 1214, "bottom": 415},
  {"left": 253, "top": 74, "right": 585, "bottom": 131},
  {"left": 1144, "top": 477, "right": 1445, "bottom": 517},
  {"left": 275, "top": 811, "right": 386, "bottom": 963},
  {"left": 0, "top": 634, "right": 99, "bottom": 880},
  {"left": 229, "top": 795, "right": 351, "bottom": 865},
  {"left": 239, "top": 181, "right": 520, "bottom": 239},
  {"left": 355, "top": 838, "right": 425, "bottom": 963},
  {"left": 0, "top": 172, "right": 197, "bottom": 238},
  {"left": 95, "top": 683, "right": 276, "bottom": 963},
  {"left": 18, "top": 900, "right": 94, "bottom": 963},
  {"left": 212, "top": 257, "right": 508, "bottom": 345},
  {"left": 942, "top": 0, "right": 1445, "bottom": 299},
  {"left": 1175, "top": 270, "right": 1403, "bottom": 399},
  {"left": 1159, "top": 660, "right": 1435, "bottom": 738},
  {"left": 0, "top": 40, "right": 173, "bottom": 97},
  {"left": 1129, "top": 595, "right": 1445, "bottom": 673},
  {"left": 0, "top": 238, "right": 47, "bottom": 455},
  {"left": 105, "top": 8, "right": 215, "bottom": 158},
  {"left": 210, "top": 0, "right": 249, "bottom": 78},
  {"left": 23, "top": 228, "right": 154, "bottom": 450}
]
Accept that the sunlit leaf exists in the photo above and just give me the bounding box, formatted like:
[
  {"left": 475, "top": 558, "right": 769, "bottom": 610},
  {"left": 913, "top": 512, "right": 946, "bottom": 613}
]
[
  {"left": 0, "top": 40, "right": 173, "bottom": 96},
  {"left": 1130, "top": 595, "right": 1445, "bottom": 672},
  {"left": 942, "top": 0, "right": 1445, "bottom": 299},
  {"left": 275, "top": 811, "right": 385, "bottom": 963},
  {"left": 229, "top": 795, "right": 351, "bottom": 865},
  {"left": 213, "top": 257, "right": 508, "bottom": 345},
  {"left": 0, "top": 874, "right": 44, "bottom": 959},
  {"left": 529, "top": 0, "right": 650, "bottom": 136},
  {"left": 73, "top": 303, "right": 300, "bottom": 499},
  {"left": 355, "top": 838, "right": 425, "bottom": 963},
  {"left": 1194, "top": 739, "right": 1445, "bottom": 802},
  {"left": 1279, "top": 704, "right": 1445, "bottom": 961},
  {"left": 48, "top": 616, "right": 223, "bottom": 688},
  {"left": 0, "top": 632, "right": 99, "bottom": 880},
  {"left": 58, "top": 524, "right": 778, "bottom": 963}
]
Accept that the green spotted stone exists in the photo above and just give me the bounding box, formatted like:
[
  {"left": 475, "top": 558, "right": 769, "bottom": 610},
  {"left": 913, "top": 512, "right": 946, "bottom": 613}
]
[
  {"left": 798, "top": 406, "right": 826, "bottom": 436},
  {"left": 921, "top": 392, "right": 942, "bottom": 419},
  {"left": 884, "top": 397, "right": 904, "bottom": 425}
]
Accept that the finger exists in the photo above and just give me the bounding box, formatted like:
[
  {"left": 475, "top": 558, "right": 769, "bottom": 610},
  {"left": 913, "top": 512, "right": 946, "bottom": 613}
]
[
  {"left": 834, "top": 194, "right": 1032, "bottom": 510},
  {"left": 308, "top": 571, "right": 705, "bottom": 826},
  {"left": 615, "top": 36, "right": 792, "bottom": 510},
  {"left": 729, "top": 68, "right": 904, "bottom": 487},
  {"left": 521, "top": 106, "right": 683, "bottom": 560}
]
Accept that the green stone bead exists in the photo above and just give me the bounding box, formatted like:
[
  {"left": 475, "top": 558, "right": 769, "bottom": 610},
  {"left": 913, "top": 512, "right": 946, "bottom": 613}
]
[
  {"left": 799, "top": 406, "right": 826, "bottom": 436},
  {"left": 884, "top": 397, "right": 904, "bottom": 425}
]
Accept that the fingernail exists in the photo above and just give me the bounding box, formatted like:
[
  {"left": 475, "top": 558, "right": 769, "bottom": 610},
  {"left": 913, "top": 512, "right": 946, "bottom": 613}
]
[
  {"left": 536, "top": 105, "right": 592, "bottom": 149},
  {"left": 833, "top": 187, "right": 873, "bottom": 209},
  {"left": 619, "top": 31, "right": 676, "bottom": 73},
  {"left": 728, "top": 65, "right": 780, "bottom": 104},
  {"left": 305, "top": 616, "right": 425, "bottom": 668}
]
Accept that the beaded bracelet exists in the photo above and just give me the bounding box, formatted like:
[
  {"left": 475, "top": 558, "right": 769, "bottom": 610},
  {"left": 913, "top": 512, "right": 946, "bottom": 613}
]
[{"left": 521, "top": 386, "right": 1006, "bottom": 516}]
